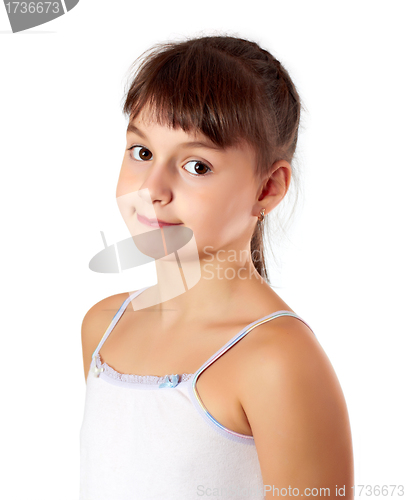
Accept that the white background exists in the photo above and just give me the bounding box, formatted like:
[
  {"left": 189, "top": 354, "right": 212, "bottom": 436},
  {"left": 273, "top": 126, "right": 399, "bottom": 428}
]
[{"left": 1, "top": 1, "right": 405, "bottom": 498}]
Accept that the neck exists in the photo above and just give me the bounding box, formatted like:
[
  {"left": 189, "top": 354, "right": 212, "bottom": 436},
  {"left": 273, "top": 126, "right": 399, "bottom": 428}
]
[{"left": 133, "top": 239, "right": 268, "bottom": 324}]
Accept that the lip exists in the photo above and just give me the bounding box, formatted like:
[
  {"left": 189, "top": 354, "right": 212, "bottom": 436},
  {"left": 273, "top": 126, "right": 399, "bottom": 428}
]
[{"left": 137, "top": 213, "right": 183, "bottom": 228}]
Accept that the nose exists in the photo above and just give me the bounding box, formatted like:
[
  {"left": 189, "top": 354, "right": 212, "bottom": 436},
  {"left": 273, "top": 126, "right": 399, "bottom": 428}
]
[{"left": 138, "top": 159, "right": 173, "bottom": 207}]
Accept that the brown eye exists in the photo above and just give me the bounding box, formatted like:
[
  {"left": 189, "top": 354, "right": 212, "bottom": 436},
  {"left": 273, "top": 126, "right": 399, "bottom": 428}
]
[
  {"left": 131, "top": 145, "right": 153, "bottom": 161},
  {"left": 183, "top": 160, "right": 212, "bottom": 176}
]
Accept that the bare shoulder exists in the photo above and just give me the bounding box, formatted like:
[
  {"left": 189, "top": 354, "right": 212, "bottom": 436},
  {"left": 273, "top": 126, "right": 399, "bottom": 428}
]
[
  {"left": 241, "top": 314, "right": 329, "bottom": 380},
  {"left": 81, "top": 292, "right": 131, "bottom": 383},
  {"left": 238, "top": 316, "right": 354, "bottom": 495}
]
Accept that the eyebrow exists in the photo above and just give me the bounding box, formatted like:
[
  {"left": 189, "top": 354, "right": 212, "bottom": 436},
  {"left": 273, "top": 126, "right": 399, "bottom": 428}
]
[
  {"left": 126, "top": 123, "right": 223, "bottom": 151},
  {"left": 127, "top": 124, "right": 147, "bottom": 139}
]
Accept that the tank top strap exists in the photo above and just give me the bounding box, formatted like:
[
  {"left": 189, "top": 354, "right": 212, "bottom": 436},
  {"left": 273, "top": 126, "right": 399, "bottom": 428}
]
[
  {"left": 192, "top": 310, "right": 315, "bottom": 385},
  {"left": 91, "top": 286, "right": 152, "bottom": 362}
]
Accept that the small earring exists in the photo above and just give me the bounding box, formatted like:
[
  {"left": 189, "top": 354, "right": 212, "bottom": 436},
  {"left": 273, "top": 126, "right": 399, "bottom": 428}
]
[{"left": 258, "top": 209, "right": 265, "bottom": 222}]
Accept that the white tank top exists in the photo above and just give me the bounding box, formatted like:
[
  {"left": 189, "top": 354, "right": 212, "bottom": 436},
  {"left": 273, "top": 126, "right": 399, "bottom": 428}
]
[{"left": 79, "top": 285, "right": 315, "bottom": 499}]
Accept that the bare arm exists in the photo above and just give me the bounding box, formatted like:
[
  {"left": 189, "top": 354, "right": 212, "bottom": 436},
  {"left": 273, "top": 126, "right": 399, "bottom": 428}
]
[{"left": 239, "top": 318, "right": 354, "bottom": 499}]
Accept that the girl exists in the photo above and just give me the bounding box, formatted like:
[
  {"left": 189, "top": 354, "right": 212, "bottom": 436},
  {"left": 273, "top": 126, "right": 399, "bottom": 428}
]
[{"left": 80, "top": 35, "right": 354, "bottom": 499}]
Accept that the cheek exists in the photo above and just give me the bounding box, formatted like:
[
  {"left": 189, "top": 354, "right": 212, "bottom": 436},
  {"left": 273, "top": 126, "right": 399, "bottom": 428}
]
[
  {"left": 116, "top": 164, "right": 142, "bottom": 198},
  {"left": 182, "top": 191, "right": 218, "bottom": 223},
  {"left": 184, "top": 183, "right": 253, "bottom": 230}
]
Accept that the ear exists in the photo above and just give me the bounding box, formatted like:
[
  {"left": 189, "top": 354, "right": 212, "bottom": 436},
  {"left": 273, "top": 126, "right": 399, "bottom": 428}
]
[{"left": 255, "top": 160, "right": 291, "bottom": 214}]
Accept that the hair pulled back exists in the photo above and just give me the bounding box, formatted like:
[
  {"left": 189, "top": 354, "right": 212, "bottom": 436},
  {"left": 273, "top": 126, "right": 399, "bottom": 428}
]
[{"left": 122, "top": 35, "right": 301, "bottom": 283}]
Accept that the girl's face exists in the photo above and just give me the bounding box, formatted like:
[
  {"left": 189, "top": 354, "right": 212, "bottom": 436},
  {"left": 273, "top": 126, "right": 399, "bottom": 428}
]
[{"left": 116, "top": 109, "right": 263, "bottom": 259}]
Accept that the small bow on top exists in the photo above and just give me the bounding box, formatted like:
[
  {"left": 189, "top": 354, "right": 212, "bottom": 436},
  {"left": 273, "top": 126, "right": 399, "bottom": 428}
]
[{"left": 159, "top": 374, "right": 180, "bottom": 388}]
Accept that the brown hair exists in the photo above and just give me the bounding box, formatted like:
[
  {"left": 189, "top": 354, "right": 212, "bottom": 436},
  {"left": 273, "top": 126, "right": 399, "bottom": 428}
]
[{"left": 122, "top": 35, "right": 302, "bottom": 283}]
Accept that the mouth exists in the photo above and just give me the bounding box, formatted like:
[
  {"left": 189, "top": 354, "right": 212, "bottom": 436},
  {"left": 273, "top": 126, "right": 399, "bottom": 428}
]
[{"left": 136, "top": 213, "right": 183, "bottom": 228}]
